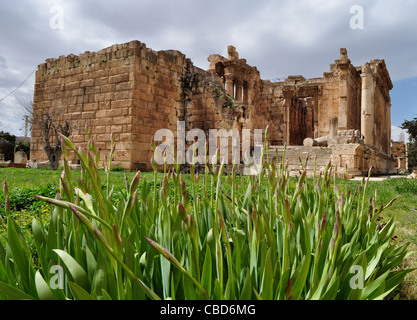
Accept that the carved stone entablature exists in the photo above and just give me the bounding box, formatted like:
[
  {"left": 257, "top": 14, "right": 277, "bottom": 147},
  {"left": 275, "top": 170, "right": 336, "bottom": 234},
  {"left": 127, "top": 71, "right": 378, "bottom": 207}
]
[
  {"left": 371, "top": 60, "right": 393, "bottom": 103},
  {"left": 334, "top": 129, "right": 363, "bottom": 145}
]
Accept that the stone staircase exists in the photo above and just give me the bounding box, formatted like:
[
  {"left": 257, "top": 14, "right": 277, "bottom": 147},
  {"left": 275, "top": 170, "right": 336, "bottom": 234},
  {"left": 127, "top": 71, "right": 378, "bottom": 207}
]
[{"left": 268, "top": 146, "right": 334, "bottom": 177}]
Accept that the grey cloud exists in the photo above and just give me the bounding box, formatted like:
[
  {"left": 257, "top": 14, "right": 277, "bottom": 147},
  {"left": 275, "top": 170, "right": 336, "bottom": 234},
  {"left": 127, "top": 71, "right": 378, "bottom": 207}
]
[
  {"left": 1, "top": 0, "right": 417, "bottom": 135},
  {"left": 0, "top": 56, "right": 6, "bottom": 68}
]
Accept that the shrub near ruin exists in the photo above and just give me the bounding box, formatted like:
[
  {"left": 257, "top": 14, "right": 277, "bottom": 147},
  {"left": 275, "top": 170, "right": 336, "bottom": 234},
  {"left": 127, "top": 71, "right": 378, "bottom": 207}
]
[{"left": 0, "top": 127, "right": 414, "bottom": 300}]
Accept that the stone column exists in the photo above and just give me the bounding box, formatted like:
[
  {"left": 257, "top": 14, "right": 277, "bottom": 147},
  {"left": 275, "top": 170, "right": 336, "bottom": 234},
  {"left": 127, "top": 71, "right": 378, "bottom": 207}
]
[
  {"left": 224, "top": 73, "right": 235, "bottom": 97},
  {"left": 284, "top": 99, "right": 291, "bottom": 145},
  {"left": 329, "top": 117, "right": 338, "bottom": 140},
  {"left": 338, "top": 71, "right": 348, "bottom": 130},
  {"left": 243, "top": 81, "right": 249, "bottom": 104},
  {"left": 235, "top": 79, "right": 243, "bottom": 102},
  {"left": 306, "top": 103, "right": 314, "bottom": 138},
  {"left": 361, "top": 62, "right": 374, "bottom": 146},
  {"left": 247, "top": 79, "right": 255, "bottom": 106},
  {"left": 387, "top": 102, "right": 392, "bottom": 155},
  {"left": 337, "top": 49, "right": 350, "bottom": 130}
]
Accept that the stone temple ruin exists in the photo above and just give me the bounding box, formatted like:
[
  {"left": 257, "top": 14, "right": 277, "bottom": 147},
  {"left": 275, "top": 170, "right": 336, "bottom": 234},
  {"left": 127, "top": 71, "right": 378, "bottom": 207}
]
[{"left": 30, "top": 40, "right": 395, "bottom": 176}]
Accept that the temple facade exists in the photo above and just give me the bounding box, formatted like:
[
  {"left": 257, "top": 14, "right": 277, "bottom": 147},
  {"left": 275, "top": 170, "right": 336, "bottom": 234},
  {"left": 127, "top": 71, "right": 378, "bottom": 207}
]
[{"left": 30, "top": 41, "right": 395, "bottom": 176}]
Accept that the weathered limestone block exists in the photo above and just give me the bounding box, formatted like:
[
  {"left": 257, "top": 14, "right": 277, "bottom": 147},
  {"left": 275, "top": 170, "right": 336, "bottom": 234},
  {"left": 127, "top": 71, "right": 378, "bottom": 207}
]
[
  {"left": 14, "top": 151, "right": 28, "bottom": 164},
  {"left": 330, "top": 144, "right": 364, "bottom": 176},
  {"left": 26, "top": 160, "right": 50, "bottom": 169},
  {"left": 303, "top": 136, "right": 328, "bottom": 147},
  {"left": 0, "top": 160, "right": 11, "bottom": 168},
  {"left": 333, "top": 130, "right": 362, "bottom": 145},
  {"left": 408, "top": 173, "right": 417, "bottom": 179}
]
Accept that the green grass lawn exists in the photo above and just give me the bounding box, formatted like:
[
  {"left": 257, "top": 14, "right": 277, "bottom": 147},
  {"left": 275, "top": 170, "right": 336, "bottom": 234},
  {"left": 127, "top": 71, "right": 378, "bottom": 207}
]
[
  {"left": 2, "top": 168, "right": 417, "bottom": 244},
  {"left": 2, "top": 168, "right": 416, "bottom": 234},
  {"left": 1, "top": 167, "right": 417, "bottom": 299},
  {"left": 0, "top": 167, "right": 154, "bottom": 189}
]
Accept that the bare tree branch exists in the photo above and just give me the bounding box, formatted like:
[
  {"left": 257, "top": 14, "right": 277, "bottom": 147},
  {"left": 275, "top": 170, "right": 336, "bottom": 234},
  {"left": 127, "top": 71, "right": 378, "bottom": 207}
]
[{"left": 17, "top": 95, "right": 80, "bottom": 170}]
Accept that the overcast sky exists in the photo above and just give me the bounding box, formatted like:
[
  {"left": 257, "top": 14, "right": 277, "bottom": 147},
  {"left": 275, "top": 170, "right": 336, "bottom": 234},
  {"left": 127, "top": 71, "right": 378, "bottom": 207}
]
[{"left": 0, "top": 0, "right": 416, "bottom": 141}]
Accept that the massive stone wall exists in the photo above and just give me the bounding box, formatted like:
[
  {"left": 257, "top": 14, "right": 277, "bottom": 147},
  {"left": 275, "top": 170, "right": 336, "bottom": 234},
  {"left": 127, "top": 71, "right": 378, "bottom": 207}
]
[
  {"left": 392, "top": 140, "right": 408, "bottom": 172},
  {"left": 32, "top": 41, "right": 141, "bottom": 168},
  {"left": 31, "top": 41, "right": 200, "bottom": 170},
  {"left": 31, "top": 41, "right": 254, "bottom": 170},
  {"left": 129, "top": 44, "right": 191, "bottom": 170}
]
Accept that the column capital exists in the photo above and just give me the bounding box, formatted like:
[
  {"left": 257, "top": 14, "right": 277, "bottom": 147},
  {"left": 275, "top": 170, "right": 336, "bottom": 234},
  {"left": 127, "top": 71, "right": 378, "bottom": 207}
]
[
  {"left": 234, "top": 79, "right": 243, "bottom": 86},
  {"left": 224, "top": 73, "right": 235, "bottom": 97},
  {"left": 361, "top": 62, "right": 372, "bottom": 74},
  {"left": 224, "top": 73, "right": 235, "bottom": 81}
]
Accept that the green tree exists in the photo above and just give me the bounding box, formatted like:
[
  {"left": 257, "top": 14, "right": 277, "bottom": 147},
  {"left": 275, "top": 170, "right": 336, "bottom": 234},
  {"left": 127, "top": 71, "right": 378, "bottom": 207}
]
[
  {"left": 19, "top": 97, "right": 74, "bottom": 170},
  {"left": 0, "top": 131, "right": 16, "bottom": 161},
  {"left": 401, "top": 117, "right": 417, "bottom": 170}
]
